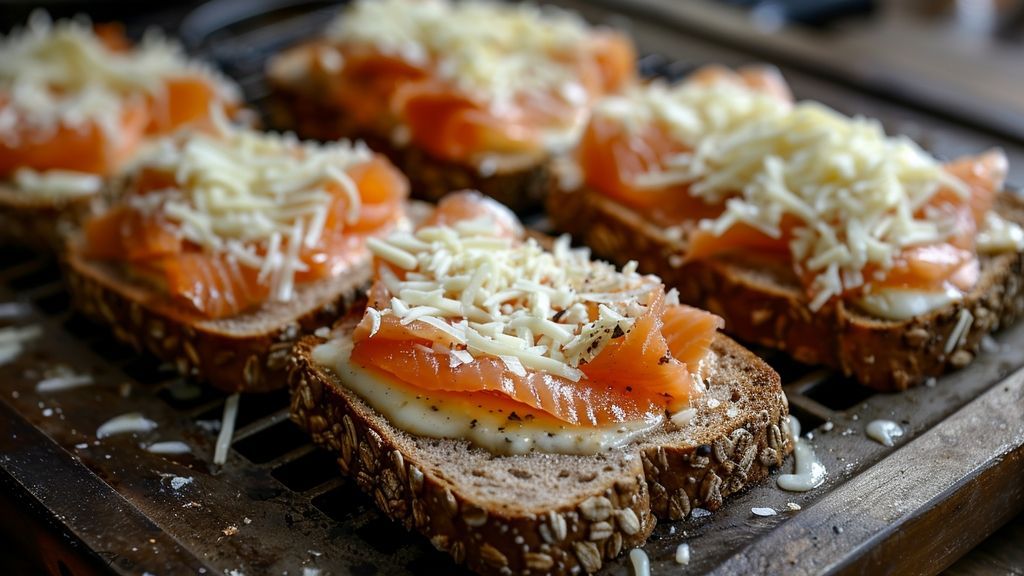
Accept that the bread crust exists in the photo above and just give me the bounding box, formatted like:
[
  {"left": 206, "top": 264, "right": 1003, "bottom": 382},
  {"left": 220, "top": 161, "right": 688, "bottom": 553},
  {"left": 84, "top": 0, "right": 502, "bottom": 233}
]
[
  {"left": 266, "top": 49, "right": 552, "bottom": 215},
  {"left": 547, "top": 184, "right": 1024, "bottom": 391},
  {"left": 288, "top": 325, "right": 792, "bottom": 575},
  {"left": 64, "top": 242, "right": 367, "bottom": 393},
  {"left": 0, "top": 183, "right": 95, "bottom": 254}
]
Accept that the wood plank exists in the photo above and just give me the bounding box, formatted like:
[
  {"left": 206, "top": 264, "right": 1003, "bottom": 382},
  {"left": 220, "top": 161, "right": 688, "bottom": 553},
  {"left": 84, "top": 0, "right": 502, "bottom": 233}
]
[
  {"left": 944, "top": 514, "right": 1024, "bottom": 576},
  {"left": 705, "top": 368, "right": 1024, "bottom": 575}
]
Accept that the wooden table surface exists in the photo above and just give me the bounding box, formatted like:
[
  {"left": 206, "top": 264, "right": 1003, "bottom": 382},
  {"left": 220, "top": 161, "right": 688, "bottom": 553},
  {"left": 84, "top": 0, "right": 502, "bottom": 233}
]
[{"left": 945, "top": 513, "right": 1024, "bottom": 575}]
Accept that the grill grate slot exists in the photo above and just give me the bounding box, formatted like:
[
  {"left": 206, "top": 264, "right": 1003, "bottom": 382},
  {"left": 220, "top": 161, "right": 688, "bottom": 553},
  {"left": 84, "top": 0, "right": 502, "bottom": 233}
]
[
  {"left": 30, "top": 287, "right": 71, "bottom": 315},
  {"left": 235, "top": 419, "right": 310, "bottom": 464},
  {"left": 7, "top": 262, "right": 62, "bottom": 292},
  {"left": 270, "top": 447, "right": 342, "bottom": 492},
  {"left": 802, "top": 374, "right": 877, "bottom": 412},
  {"left": 311, "top": 481, "right": 374, "bottom": 523},
  {"left": 157, "top": 378, "right": 226, "bottom": 410},
  {"left": 192, "top": 388, "right": 291, "bottom": 429}
]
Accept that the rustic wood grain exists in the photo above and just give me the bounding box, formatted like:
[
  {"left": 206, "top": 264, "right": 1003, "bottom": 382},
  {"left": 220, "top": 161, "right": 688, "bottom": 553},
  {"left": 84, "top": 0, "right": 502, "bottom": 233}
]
[
  {"left": 703, "top": 368, "right": 1024, "bottom": 575},
  {"left": 944, "top": 514, "right": 1024, "bottom": 576}
]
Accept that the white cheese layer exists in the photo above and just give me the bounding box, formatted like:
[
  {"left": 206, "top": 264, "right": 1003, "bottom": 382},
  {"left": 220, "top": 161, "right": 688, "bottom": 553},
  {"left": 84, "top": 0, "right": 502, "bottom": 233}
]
[
  {"left": 366, "top": 203, "right": 667, "bottom": 383},
  {"left": 311, "top": 336, "right": 661, "bottom": 456},
  {"left": 325, "top": 0, "right": 606, "bottom": 160},
  {"left": 854, "top": 287, "right": 962, "bottom": 321},
  {"left": 11, "top": 168, "right": 102, "bottom": 198},
  {"left": 0, "top": 11, "right": 238, "bottom": 146},
  {"left": 327, "top": 0, "right": 590, "bottom": 108},
  {"left": 591, "top": 75, "right": 997, "bottom": 313},
  {"left": 128, "top": 121, "right": 379, "bottom": 302}
]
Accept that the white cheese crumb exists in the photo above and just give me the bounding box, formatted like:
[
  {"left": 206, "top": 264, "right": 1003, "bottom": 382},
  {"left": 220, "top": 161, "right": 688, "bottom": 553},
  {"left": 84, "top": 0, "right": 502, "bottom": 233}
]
[
  {"left": 213, "top": 393, "right": 240, "bottom": 465},
  {"left": 675, "top": 543, "right": 691, "bottom": 565},
  {"left": 628, "top": 548, "right": 651, "bottom": 576},
  {"left": 96, "top": 413, "right": 158, "bottom": 438},
  {"left": 944, "top": 308, "right": 974, "bottom": 354},
  {"left": 147, "top": 441, "right": 192, "bottom": 455},
  {"left": 36, "top": 373, "right": 93, "bottom": 393}
]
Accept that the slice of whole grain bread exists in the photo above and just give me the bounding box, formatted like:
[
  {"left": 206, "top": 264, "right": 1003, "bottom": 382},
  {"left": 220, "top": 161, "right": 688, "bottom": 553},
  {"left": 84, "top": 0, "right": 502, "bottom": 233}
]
[
  {"left": 64, "top": 240, "right": 369, "bottom": 393},
  {"left": 0, "top": 183, "right": 97, "bottom": 254},
  {"left": 547, "top": 184, "right": 1024, "bottom": 391},
  {"left": 288, "top": 320, "right": 792, "bottom": 575},
  {"left": 266, "top": 45, "right": 553, "bottom": 215}
]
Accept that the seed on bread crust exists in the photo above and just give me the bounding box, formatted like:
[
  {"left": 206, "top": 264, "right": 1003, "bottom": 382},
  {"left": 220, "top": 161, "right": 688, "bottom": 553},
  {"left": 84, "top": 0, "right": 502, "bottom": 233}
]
[
  {"left": 573, "top": 541, "right": 603, "bottom": 573},
  {"left": 541, "top": 511, "right": 568, "bottom": 544},
  {"left": 615, "top": 509, "right": 642, "bottom": 535},
  {"left": 480, "top": 543, "right": 508, "bottom": 568},
  {"left": 578, "top": 496, "right": 612, "bottom": 522},
  {"left": 463, "top": 504, "right": 489, "bottom": 527},
  {"left": 287, "top": 328, "right": 790, "bottom": 575},
  {"left": 525, "top": 552, "right": 555, "bottom": 571}
]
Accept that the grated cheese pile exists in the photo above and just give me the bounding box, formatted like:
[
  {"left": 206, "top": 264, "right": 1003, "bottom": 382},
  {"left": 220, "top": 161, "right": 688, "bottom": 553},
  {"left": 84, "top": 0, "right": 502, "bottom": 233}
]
[
  {"left": 596, "top": 79, "right": 791, "bottom": 190},
  {"left": 129, "top": 121, "right": 375, "bottom": 302},
  {"left": 367, "top": 214, "right": 671, "bottom": 382},
  {"left": 595, "top": 80, "right": 1023, "bottom": 309},
  {"left": 326, "top": 0, "right": 592, "bottom": 113},
  {"left": 0, "top": 11, "right": 237, "bottom": 147}
]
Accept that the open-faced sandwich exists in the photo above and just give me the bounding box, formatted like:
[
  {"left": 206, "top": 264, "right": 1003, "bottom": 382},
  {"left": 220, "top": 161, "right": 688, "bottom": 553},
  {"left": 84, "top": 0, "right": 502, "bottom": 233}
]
[
  {"left": 289, "top": 191, "right": 793, "bottom": 575},
  {"left": 267, "top": 0, "right": 635, "bottom": 213},
  {"left": 0, "top": 12, "right": 241, "bottom": 250},
  {"left": 65, "top": 120, "right": 409, "bottom": 392},
  {"left": 548, "top": 65, "right": 1024, "bottom": 390}
]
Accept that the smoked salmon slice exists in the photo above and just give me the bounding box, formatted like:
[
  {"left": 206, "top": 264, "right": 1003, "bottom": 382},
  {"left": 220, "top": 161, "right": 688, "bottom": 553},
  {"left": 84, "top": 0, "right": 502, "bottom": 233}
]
[
  {"left": 309, "top": 7, "right": 636, "bottom": 164},
  {"left": 581, "top": 63, "right": 1007, "bottom": 307},
  {"left": 83, "top": 154, "right": 408, "bottom": 319},
  {"left": 0, "top": 24, "right": 236, "bottom": 179},
  {"left": 350, "top": 193, "right": 722, "bottom": 428}
]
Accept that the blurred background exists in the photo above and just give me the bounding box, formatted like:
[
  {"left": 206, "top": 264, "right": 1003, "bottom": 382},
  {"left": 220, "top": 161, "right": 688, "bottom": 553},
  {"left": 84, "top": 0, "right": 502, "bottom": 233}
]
[
  {"left": 2, "top": 0, "right": 1022, "bottom": 165},
  {"left": 0, "top": 1, "right": 1022, "bottom": 573}
]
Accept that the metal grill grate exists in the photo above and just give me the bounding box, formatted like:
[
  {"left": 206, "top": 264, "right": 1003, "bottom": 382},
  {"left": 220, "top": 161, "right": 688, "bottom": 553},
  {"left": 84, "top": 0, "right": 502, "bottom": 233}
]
[{"left": 1, "top": 2, "right": 1023, "bottom": 575}]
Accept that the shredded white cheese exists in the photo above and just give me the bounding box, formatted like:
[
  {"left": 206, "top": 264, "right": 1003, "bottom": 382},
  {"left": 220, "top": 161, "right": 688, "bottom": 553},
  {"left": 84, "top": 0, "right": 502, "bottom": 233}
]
[
  {"left": 0, "top": 11, "right": 238, "bottom": 147},
  {"left": 366, "top": 209, "right": 665, "bottom": 382},
  {"left": 35, "top": 373, "right": 93, "bottom": 393},
  {"left": 0, "top": 324, "right": 41, "bottom": 365},
  {"left": 328, "top": 0, "right": 589, "bottom": 108},
  {"left": 96, "top": 412, "right": 158, "bottom": 438},
  {"left": 128, "top": 121, "right": 377, "bottom": 302},
  {"left": 213, "top": 393, "right": 239, "bottom": 465},
  {"left": 977, "top": 212, "right": 1024, "bottom": 253},
  {"left": 13, "top": 168, "right": 103, "bottom": 198},
  {"left": 593, "top": 77, "right": 986, "bottom": 310},
  {"left": 944, "top": 308, "right": 974, "bottom": 354},
  {"left": 325, "top": 0, "right": 606, "bottom": 153}
]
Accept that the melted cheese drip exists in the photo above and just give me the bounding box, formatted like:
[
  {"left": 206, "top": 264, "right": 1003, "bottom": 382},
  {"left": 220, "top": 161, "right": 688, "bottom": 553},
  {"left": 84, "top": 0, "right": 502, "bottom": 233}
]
[
  {"left": 865, "top": 419, "right": 904, "bottom": 447},
  {"left": 12, "top": 168, "right": 102, "bottom": 198},
  {"left": 855, "top": 287, "right": 961, "bottom": 321},
  {"left": 593, "top": 79, "right": 995, "bottom": 312},
  {"left": 776, "top": 415, "right": 827, "bottom": 492},
  {"left": 312, "top": 336, "right": 661, "bottom": 456},
  {"left": 0, "top": 11, "right": 238, "bottom": 146},
  {"left": 367, "top": 216, "right": 665, "bottom": 382},
  {"left": 130, "top": 121, "right": 375, "bottom": 302}
]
